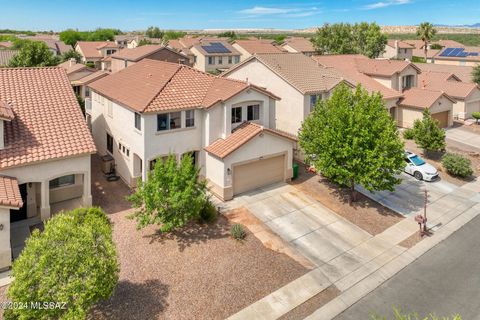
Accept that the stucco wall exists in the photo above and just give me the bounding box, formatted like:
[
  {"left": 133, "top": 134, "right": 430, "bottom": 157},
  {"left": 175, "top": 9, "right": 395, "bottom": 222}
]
[
  {"left": 226, "top": 59, "right": 306, "bottom": 135},
  {"left": 0, "top": 207, "right": 11, "bottom": 271},
  {"left": 397, "top": 96, "right": 453, "bottom": 128},
  {"left": 232, "top": 44, "right": 251, "bottom": 61}
]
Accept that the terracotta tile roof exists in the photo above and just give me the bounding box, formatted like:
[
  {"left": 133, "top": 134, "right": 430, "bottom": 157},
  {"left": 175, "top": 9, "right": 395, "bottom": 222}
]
[
  {"left": 387, "top": 40, "right": 414, "bottom": 49},
  {"left": 282, "top": 37, "right": 315, "bottom": 52},
  {"left": 412, "top": 48, "right": 440, "bottom": 59},
  {"left": 192, "top": 41, "right": 240, "bottom": 56},
  {"left": 0, "top": 50, "right": 18, "bottom": 66},
  {"left": 0, "top": 41, "right": 13, "bottom": 48},
  {"left": 72, "top": 70, "right": 109, "bottom": 86},
  {"left": 58, "top": 60, "right": 90, "bottom": 75},
  {"left": 415, "top": 63, "right": 474, "bottom": 83},
  {"left": 403, "top": 40, "right": 426, "bottom": 49},
  {"left": 0, "top": 175, "right": 23, "bottom": 208},
  {"left": 437, "top": 40, "right": 465, "bottom": 48},
  {"left": 225, "top": 53, "right": 346, "bottom": 94},
  {"left": 399, "top": 87, "right": 455, "bottom": 109},
  {"left": 312, "top": 55, "right": 403, "bottom": 100},
  {"left": 96, "top": 42, "right": 118, "bottom": 50},
  {"left": 76, "top": 41, "right": 117, "bottom": 59},
  {"left": 418, "top": 71, "right": 479, "bottom": 99},
  {"left": 89, "top": 59, "right": 278, "bottom": 113},
  {"left": 0, "top": 67, "right": 96, "bottom": 169},
  {"left": 111, "top": 45, "right": 186, "bottom": 62},
  {"left": 0, "top": 101, "right": 15, "bottom": 121},
  {"left": 435, "top": 46, "right": 480, "bottom": 62},
  {"left": 233, "top": 40, "right": 284, "bottom": 54},
  {"left": 355, "top": 57, "right": 420, "bottom": 77},
  {"left": 205, "top": 122, "right": 295, "bottom": 159}
]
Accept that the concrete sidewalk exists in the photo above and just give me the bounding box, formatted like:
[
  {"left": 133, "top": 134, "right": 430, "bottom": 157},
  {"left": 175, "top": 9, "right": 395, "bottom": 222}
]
[
  {"left": 446, "top": 126, "right": 480, "bottom": 152},
  {"left": 225, "top": 179, "right": 480, "bottom": 320}
]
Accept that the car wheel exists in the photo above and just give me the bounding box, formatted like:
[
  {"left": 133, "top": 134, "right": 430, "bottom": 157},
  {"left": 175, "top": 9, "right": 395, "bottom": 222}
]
[{"left": 414, "top": 171, "right": 423, "bottom": 181}]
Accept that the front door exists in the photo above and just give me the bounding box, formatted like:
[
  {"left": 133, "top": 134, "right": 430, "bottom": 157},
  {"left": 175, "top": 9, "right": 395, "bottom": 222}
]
[{"left": 10, "top": 184, "right": 27, "bottom": 222}]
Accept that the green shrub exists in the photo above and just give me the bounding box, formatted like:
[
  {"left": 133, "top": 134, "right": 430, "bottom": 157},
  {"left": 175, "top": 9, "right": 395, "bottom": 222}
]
[
  {"left": 403, "top": 128, "right": 415, "bottom": 140},
  {"left": 231, "top": 224, "right": 246, "bottom": 240},
  {"left": 472, "top": 112, "right": 480, "bottom": 124},
  {"left": 442, "top": 153, "right": 473, "bottom": 178},
  {"left": 430, "top": 43, "right": 443, "bottom": 50},
  {"left": 372, "top": 306, "right": 462, "bottom": 320},
  {"left": 199, "top": 200, "right": 217, "bottom": 223}
]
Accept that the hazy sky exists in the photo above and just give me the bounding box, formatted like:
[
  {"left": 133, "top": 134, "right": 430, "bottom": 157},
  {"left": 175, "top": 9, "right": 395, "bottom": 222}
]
[{"left": 1, "top": 0, "right": 479, "bottom": 31}]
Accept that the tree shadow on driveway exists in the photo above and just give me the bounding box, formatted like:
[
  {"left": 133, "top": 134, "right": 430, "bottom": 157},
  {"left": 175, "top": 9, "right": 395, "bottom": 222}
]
[{"left": 90, "top": 279, "right": 169, "bottom": 320}]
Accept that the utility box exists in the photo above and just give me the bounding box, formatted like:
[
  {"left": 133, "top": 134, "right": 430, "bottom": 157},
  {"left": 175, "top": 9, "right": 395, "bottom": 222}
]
[{"left": 101, "top": 155, "right": 114, "bottom": 174}]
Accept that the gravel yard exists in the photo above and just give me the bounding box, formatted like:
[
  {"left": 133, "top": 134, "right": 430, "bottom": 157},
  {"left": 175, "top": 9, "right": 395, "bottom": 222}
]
[
  {"left": 89, "top": 156, "right": 308, "bottom": 319},
  {"left": 289, "top": 165, "right": 404, "bottom": 235}
]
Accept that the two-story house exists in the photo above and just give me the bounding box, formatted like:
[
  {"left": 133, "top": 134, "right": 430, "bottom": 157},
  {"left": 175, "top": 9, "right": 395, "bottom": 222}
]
[
  {"left": 222, "top": 53, "right": 352, "bottom": 136},
  {"left": 232, "top": 39, "right": 284, "bottom": 61},
  {"left": 0, "top": 67, "right": 96, "bottom": 270},
  {"left": 190, "top": 41, "right": 241, "bottom": 73},
  {"left": 75, "top": 41, "right": 119, "bottom": 69},
  {"left": 88, "top": 59, "right": 296, "bottom": 201},
  {"left": 381, "top": 40, "right": 414, "bottom": 60}
]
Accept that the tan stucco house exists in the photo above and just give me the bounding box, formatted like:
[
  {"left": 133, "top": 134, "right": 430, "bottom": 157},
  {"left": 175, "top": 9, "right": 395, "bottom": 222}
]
[
  {"left": 223, "top": 53, "right": 352, "bottom": 137},
  {"left": 109, "top": 45, "right": 190, "bottom": 73},
  {"left": 190, "top": 41, "right": 241, "bottom": 73},
  {"left": 381, "top": 40, "right": 414, "bottom": 60},
  {"left": 88, "top": 59, "right": 295, "bottom": 201},
  {"left": 433, "top": 46, "right": 480, "bottom": 67},
  {"left": 58, "top": 59, "right": 109, "bottom": 99},
  {"left": 281, "top": 37, "right": 316, "bottom": 56},
  {"left": 0, "top": 67, "right": 96, "bottom": 270},
  {"left": 75, "top": 41, "right": 120, "bottom": 69},
  {"left": 232, "top": 39, "right": 284, "bottom": 61}
]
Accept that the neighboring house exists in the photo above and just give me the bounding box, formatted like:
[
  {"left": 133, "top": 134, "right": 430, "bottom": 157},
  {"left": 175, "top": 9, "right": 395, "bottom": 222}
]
[
  {"left": 0, "top": 50, "right": 18, "bottom": 66},
  {"left": 109, "top": 45, "right": 190, "bottom": 73},
  {"left": 23, "top": 36, "right": 71, "bottom": 55},
  {"left": 412, "top": 48, "right": 440, "bottom": 63},
  {"left": 75, "top": 41, "right": 119, "bottom": 69},
  {"left": 398, "top": 88, "right": 455, "bottom": 128},
  {"left": 281, "top": 37, "right": 316, "bottom": 56},
  {"left": 312, "top": 54, "right": 455, "bottom": 128},
  {"left": 114, "top": 35, "right": 144, "bottom": 48},
  {"left": 167, "top": 36, "right": 227, "bottom": 64},
  {"left": 0, "top": 67, "right": 96, "bottom": 270},
  {"left": 232, "top": 39, "right": 284, "bottom": 61},
  {"left": 381, "top": 40, "right": 414, "bottom": 60},
  {"left": 415, "top": 63, "right": 474, "bottom": 83},
  {"left": 432, "top": 47, "right": 480, "bottom": 67},
  {"left": 222, "top": 53, "right": 351, "bottom": 136},
  {"left": 0, "top": 41, "right": 13, "bottom": 49},
  {"left": 58, "top": 59, "right": 109, "bottom": 99},
  {"left": 419, "top": 71, "right": 480, "bottom": 120},
  {"left": 190, "top": 41, "right": 241, "bottom": 73},
  {"left": 88, "top": 59, "right": 295, "bottom": 200}
]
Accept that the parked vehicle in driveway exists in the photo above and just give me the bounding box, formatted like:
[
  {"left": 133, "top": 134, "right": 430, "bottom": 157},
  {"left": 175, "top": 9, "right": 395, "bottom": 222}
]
[{"left": 404, "top": 151, "right": 439, "bottom": 181}]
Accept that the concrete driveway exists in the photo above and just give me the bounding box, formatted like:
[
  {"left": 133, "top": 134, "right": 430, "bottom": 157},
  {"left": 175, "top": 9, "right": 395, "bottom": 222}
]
[
  {"left": 219, "top": 183, "right": 373, "bottom": 267},
  {"left": 446, "top": 126, "right": 480, "bottom": 152}
]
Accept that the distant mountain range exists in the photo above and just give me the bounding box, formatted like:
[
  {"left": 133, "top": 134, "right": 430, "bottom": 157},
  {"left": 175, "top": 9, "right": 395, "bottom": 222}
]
[{"left": 434, "top": 23, "right": 480, "bottom": 28}]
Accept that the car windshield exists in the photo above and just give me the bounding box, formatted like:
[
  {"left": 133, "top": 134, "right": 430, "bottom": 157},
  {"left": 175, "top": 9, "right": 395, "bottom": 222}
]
[{"left": 410, "top": 155, "right": 425, "bottom": 166}]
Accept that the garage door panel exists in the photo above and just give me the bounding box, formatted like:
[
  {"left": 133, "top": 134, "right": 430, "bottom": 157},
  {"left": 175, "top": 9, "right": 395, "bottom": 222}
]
[
  {"left": 233, "top": 155, "right": 285, "bottom": 195},
  {"left": 432, "top": 111, "right": 448, "bottom": 128}
]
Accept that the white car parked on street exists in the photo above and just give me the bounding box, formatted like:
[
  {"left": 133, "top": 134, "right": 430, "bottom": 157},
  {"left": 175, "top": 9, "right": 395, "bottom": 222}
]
[{"left": 404, "top": 151, "right": 439, "bottom": 181}]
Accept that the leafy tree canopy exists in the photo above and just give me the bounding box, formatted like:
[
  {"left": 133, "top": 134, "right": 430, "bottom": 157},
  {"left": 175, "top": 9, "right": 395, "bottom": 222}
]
[
  {"left": 8, "top": 41, "right": 60, "bottom": 67},
  {"left": 312, "top": 22, "right": 387, "bottom": 58},
  {"left": 217, "top": 31, "right": 237, "bottom": 40},
  {"left": 145, "top": 26, "right": 164, "bottom": 39},
  {"left": 62, "top": 49, "right": 82, "bottom": 63},
  {"left": 416, "top": 22, "right": 437, "bottom": 60},
  {"left": 299, "top": 84, "right": 405, "bottom": 203},
  {"left": 473, "top": 64, "right": 480, "bottom": 85},
  {"left": 163, "top": 30, "right": 187, "bottom": 41},
  {"left": 128, "top": 154, "right": 208, "bottom": 231},
  {"left": 412, "top": 109, "right": 446, "bottom": 154},
  {"left": 6, "top": 207, "right": 119, "bottom": 320},
  {"left": 59, "top": 28, "right": 122, "bottom": 46}
]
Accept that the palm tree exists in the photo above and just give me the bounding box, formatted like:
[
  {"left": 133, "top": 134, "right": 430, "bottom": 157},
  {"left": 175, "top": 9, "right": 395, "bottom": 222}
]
[{"left": 416, "top": 22, "right": 437, "bottom": 61}]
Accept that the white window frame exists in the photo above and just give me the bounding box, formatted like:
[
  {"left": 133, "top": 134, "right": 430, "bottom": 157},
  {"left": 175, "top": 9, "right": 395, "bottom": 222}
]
[
  {"left": 157, "top": 112, "right": 182, "bottom": 132},
  {"left": 208, "top": 56, "right": 215, "bottom": 65},
  {"left": 185, "top": 110, "right": 195, "bottom": 128},
  {"left": 247, "top": 104, "right": 260, "bottom": 121},
  {"left": 134, "top": 112, "right": 141, "bottom": 131},
  {"left": 231, "top": 106, "right": 242, "bottom": 124}
]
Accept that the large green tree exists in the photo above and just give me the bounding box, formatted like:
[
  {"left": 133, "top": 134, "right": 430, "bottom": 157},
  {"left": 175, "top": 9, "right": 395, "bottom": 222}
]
[
  {"left": 473, "top": 64, "right": 480, "bottom": 85},
  {"left": 59, "top": 29, "right": 83, "bottom": 46},
  {"left": 59, "top": 28, "right": 121, "bottom": 46},
  {"left": 8, "top": 41, "right": 60, "bottom": 67},
  {"left": 5, "top": 207, "right": 119, "bottom": 320},
  {"left": 412, "top": 109, "right": 446, "bottom": 154},
  {"left": 145, "top": 26, "right": 164, "bottom": 39},
  {"left": 62, "top": 49, "right": 82, "bottom": 63},
  {"left": 299, "top": 84, "right": 405, "bottom": 203},
  {"left": 128, "top": 154, "right": 208, "bottom": 231},
  {"left": 311, "top": 22, "right": 387, "bottom": 58},
  {"left": 416, "top": 22, "right": 437, "bottom": 61}
]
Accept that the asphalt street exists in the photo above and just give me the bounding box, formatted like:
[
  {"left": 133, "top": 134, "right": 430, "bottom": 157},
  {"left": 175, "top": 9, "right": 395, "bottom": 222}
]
[{"left": 335, "top": 215, "right": 480, "bottom": 320}]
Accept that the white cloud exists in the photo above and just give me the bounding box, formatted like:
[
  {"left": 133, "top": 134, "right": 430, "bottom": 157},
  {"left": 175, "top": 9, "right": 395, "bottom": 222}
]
[
  {"left": 364, "top": 0, "right": 411, "bottom": 10},
  {"left": 238, "top": 6, "right": 321, "bottom": 17}
]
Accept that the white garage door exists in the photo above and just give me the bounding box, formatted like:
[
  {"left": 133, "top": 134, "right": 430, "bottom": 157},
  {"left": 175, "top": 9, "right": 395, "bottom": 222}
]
[{"left": 233, "top": 155, "right": 285, "bottom": 196}]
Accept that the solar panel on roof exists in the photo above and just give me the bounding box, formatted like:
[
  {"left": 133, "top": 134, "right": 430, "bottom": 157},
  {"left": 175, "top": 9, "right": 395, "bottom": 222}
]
[
  {"left": 449, "top": 48, "right": 463, "bottom": 57},
  {"left": 469, "top": 52, "right": 479, "bottom": 56},
  {"left": 201, "top": 42, "right": 231, "bottom": 54},
  {"left": 440, "top": 48, "right": 454, "bottom": 57}
]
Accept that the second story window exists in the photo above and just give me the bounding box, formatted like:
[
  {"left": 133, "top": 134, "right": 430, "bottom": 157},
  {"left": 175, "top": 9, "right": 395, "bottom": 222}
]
[
  {"left": 186, "top": 110, "right": 195, "bottom": 127},
  {"left": 157, "top": 112, "right": 181, "bottom": 131},
  {"left": 231, "top": 107, "right": 242, "bottom": 124},
  {"left": 208, "top": 57, "right": 215, "bottom": 65},
  {"left": 402, "top": 75, "right": 414, "bottom": 90},
  {"left": 310, "top": 95, "right": 321, "bottom": 112},
  {"left": 228, "top": 56, "right": 233, "bottom": 64},
  {"left": 247, "top": 104, "right": 260, "bottom": 121},
  {"left": 134, "top": 112, "right": 141, "bottom": 131},
  {"left": 218, "top": 57, "right": 223, "bottom": 64},
  {"left": 234, "top": 56, "right": 240, "bottom": 64}
]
